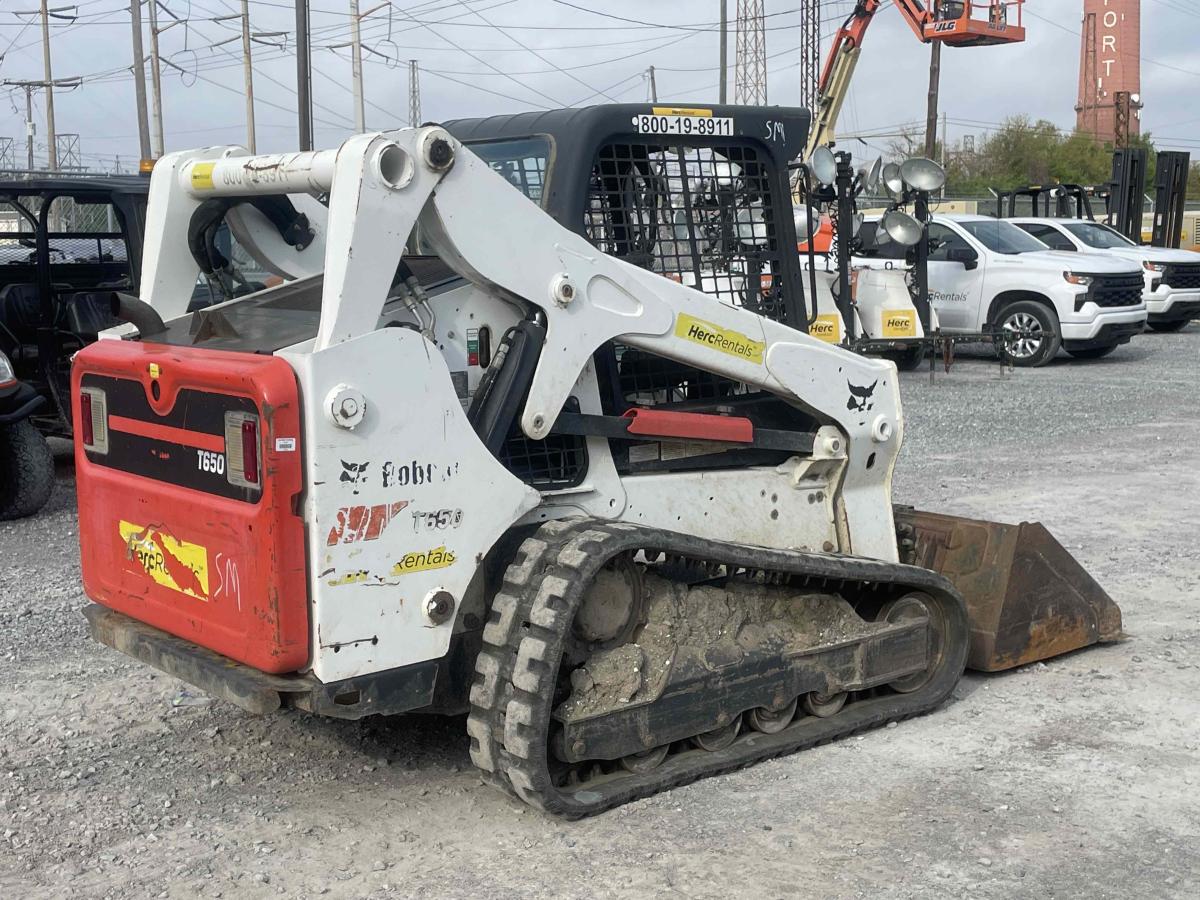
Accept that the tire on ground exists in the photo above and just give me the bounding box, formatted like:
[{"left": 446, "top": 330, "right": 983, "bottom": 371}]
[
  {"left": 1147, "top": 318, "right": 1191, "bottom": 333},
  {"left": 0, "top": 419, "right": 54, "bottom": 520},
  {"left": 886, "top": 344, "right": 926, "bottom": 371},
  {"left": 998, "top": 299, "right": 1061, "bottom": 368},
  {"left": 1065, "top": 344, "right": 1119, "bottom": 360}
]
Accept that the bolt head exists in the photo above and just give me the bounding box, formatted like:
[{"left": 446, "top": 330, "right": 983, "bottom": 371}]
[
  {"left": 426, "top": 137, "right": 453, "bottom": 171},
  {"left": 424, "top": 590, "right": 455, "bottom": 625}
]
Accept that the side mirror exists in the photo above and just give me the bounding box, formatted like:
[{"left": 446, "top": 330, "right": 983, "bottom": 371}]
[{"left": 946, "top": 246, "right": 979, "bottom": 270}]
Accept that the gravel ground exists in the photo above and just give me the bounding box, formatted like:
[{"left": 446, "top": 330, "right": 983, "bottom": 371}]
[{"left": 2, "top": 330, "right": 1198, "bottom": 899}]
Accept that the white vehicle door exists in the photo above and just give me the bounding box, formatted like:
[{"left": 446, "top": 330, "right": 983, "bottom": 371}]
[{"left": 927, "top": 222, "right": 984, "bottom": 331}]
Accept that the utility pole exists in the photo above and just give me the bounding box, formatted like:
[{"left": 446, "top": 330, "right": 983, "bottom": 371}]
[
  {"left": 296, "top": 0, "right": 313, "bottom": 150},
  {"left": 130, "top": 0, "right": 152, "bottom": 161},
  {"left": 408, "top": 59, "right": 421, "bottom": 125},
  {"left": 941, "top": 111, "right": 947, "bottom": 198},
  {"left": 5, "top": 78, "right": 76, "bottom": 171},
  {"left": 240, "top": 0, "right": 257, "bottom": 152},
  {"left": 349, "top": 0, "right": 365, "bottom": 131},
  {"left": 923, "top": 41, "right": 940, "bottom": 160},
  {"left": 648, "top": 65, "right": 657, "bottom": 103},
  {"left": 39, "top": 0, "right": 58, "bottom": 170},
  {"left": 147, "top": 0, "right": 164, "bottom": 156},
  {"left": 21, "top": 86, "right": 34, "bottom": 170},
  {"left": 21, "top": 86, "right": 35, "bottom": 170},
  {"left": 719, "top": 0, "right": 727, "bottom": 104}
]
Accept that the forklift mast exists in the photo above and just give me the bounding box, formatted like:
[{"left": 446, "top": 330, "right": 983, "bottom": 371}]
[
  {"left": 1151, "top": 150, "right": 1190, "bottom": 248},
  {"left": 1107, "top": 147, "right": 1148, "bottom": 243}
]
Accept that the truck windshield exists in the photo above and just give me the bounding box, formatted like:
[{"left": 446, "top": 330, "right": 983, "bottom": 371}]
[
  {"left": 1063, "top": 221, "right": 1136, "bottom": 249},
  {"left": 959, "top": 219, "right": 1048, "bottom": 254}
]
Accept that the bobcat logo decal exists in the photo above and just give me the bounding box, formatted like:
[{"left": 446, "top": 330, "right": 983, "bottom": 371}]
[
  {"left": 846, "top": 380, "right": 878, "bottom": 413},
  {"left": 339, "top": 460, "right": 370, "bottom": 494}
]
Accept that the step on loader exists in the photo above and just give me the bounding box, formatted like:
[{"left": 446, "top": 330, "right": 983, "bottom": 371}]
[{"left": 74, "top": 104, "right": 1120, "bottom": 817}]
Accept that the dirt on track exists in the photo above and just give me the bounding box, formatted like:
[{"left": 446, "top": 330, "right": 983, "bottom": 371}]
[{"left": 2, "top": 333, "right": 1199, "bottom": 899}]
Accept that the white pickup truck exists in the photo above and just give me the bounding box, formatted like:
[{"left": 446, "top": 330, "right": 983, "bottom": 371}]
[
  {"left": 1009, "top": 217, "right": 1200, "bottom": 333},
  {"left": 857, "top": 213, "right": 1147, "bottom": 366}
]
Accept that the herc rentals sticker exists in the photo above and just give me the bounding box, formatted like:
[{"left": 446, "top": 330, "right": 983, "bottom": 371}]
[
  {"left": 119, "top": 521, "right": 209, "bottom": 600},
  {"left": 390, "top": 545, "right": 456, "bottom": 577},
  {"left": 882, "top": 309, "right": 916, "bottom": 338},
  {"left": 674, "top": 313, "right": 765, "bottom": 364},
  {"left": 190, "top": 162, "right": 216, "bottom": 191},
  {"left": 809, "top": 313, "right": 841, "bottom": 343}
]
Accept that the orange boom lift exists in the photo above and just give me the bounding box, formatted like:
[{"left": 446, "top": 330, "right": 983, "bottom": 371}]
[{"left": 807, "top": 0, "right": 1026, "bottom": 159}]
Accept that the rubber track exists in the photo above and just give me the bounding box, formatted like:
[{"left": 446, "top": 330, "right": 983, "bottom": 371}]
[{"left": 467, "top": 518, "right": 969, "bottom": 818}]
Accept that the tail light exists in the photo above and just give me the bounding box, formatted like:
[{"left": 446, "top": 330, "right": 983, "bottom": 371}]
[
  {"left": 225, "top": 411, "right": 261, "bottom": 489},
  {"left": 78, "top": 387, "right": 109, "bottom": 454}
]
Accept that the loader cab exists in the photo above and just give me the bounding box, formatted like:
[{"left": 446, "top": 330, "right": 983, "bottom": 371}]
[
  {"left": 446, "top": 104, "right": 811, "bottom": 330},
  {"left": 446, "top": 104, "right": 819, "bottom": 482}
]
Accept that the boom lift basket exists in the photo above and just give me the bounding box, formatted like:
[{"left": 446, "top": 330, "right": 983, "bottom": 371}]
[{"left": 896, "top": 509, "right": 1123, "bottom": 672}]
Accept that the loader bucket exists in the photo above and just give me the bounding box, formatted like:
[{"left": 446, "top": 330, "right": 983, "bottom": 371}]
[{"left": 894, "top": 509, "right": 1123, "bottom": 672}]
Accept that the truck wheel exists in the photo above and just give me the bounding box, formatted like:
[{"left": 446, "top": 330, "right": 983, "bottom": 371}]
[
  {"left": 998, "top": 301, "right": 1060, "bottom": 367},
  {"left": 1147, "top": 318, "right": 1190, "bottom": 333},
  {"left": 0, "top": 419, "right": 55, "bottom": 520},
  {"left": 1066, "top": 344, "right": 1118, "bottom": 360},
  {"left": 887, "top": 345, "right": 927, "bottom": 371}
]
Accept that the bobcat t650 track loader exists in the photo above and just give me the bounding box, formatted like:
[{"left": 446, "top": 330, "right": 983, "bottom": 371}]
[{"left": 73, "top": 105, "right": 1121, "bottom": 817}]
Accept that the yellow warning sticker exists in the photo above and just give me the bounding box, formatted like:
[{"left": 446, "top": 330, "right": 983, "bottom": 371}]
[
  {"left": 190, "top": 162, "right": 216, "bottom": 191},
  {"left": 675, "top": 313, "right": 765, "bottom": 364},
  {"left": 809, "top": 313, "right": 842, "bottom": 344},
  {"left": 119, "top": 521, "right": 210, "bottom": 600},
  {"left": 390, "top": 545, "right": 456, "bottom": 577},
  {"left": 652, "top": 106, "right": 712, "bottom": 118},
  {"left": 882, "top": 309, "right": 916, "bottom": 338}
]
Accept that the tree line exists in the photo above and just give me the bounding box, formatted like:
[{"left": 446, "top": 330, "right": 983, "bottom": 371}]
[{"left": 885, "top": 115, "right": 1198, "bottom": 200}]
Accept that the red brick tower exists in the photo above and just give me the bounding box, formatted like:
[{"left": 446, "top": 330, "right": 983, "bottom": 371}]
[{"left": 1076, "top": 0, "right": 1141, "bottom": 142}]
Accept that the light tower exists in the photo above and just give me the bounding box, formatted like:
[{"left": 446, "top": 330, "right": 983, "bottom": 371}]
[
  {"left": 734, "top": 0, "right": 767, "bottom": 105},
  {"left": 1076, "top": 0, "right": 1141, "bottom": 141}
]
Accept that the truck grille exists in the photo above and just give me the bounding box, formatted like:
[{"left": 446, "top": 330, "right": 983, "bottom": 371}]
[
  {"left": 1091, "top": 272, "right": 1145, "bottom": 308},
  {"left": 1163, "top": 263, "right": 1200, "bottom": 290}
]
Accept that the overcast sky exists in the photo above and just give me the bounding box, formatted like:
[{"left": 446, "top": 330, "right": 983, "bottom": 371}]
[{"left": 0, "top": 0, "right": 1194, "bottom": 171}]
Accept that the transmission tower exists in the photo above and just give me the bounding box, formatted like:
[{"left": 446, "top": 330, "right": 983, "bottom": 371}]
[
  {"left": 798, "top": 0, "right": 819, "bottom": 112},
  {"left": 734, "top": 0, "right": 767, "bottom": 105},
  {"left": 55, "top": 132, "right": 82, "bottom": 171},
  {"left": 408, "top": 60, "right": 421, "bottom": 125},
  {"left": 0, "top": 138, "right": 14, "bottom": 170}
]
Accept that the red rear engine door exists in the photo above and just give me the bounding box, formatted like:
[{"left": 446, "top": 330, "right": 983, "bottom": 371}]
[{"left": 72, "top": 339, "right": 308, "bottom": 673}]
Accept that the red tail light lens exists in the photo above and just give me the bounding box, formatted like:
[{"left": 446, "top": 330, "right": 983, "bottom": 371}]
[
  {"left": 80, "top": 392, "right": 94, "bottom": 446},
  {"left": 241, "top": 419, "right": 259, "bottom": 484},
  {"left": 78, "top": 386, "right": 108, "bottom": 453},
  {"left": 224, "top": 411, "right": 261, "bottom": 490}
]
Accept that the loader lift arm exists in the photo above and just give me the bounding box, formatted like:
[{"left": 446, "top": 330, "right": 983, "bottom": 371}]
[{"left": 807, "top": 0, "right": 1025, "bottom": 159}]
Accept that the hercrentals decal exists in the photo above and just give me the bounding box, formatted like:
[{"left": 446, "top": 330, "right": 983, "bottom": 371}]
[
  {"left": 674, "top": 313, "right": 765, "bottom": 364},
  {"left": 808, "top": 313, "right": 841, "bottom": 344},
  {"left": 882, "top": 309, "right": 916, "bottom": 338},
  {"left": 119, "top": 521, "right": 210, "bottom": 601},
  {"left": 390, "top": 545, "right": 456, "bottom": 576}
]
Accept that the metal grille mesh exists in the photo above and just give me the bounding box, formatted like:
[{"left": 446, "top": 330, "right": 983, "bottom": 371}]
[
  {"left": 497, "top": 429, "right": 587, "bottom": 489},
  {"left": 585, "top": 140, "right": 783, "bottom": 406},
  {"left": 584, "top": 141, "right": 784, "bottom": 319}
]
